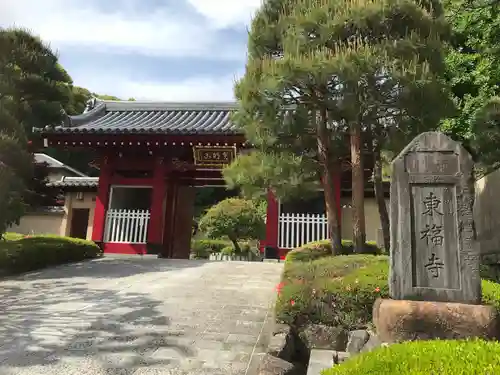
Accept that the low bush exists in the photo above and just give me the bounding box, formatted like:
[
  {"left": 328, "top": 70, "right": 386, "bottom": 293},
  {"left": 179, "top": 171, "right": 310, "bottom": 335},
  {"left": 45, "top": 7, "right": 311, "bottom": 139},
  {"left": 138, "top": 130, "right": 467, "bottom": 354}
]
[
  {"left": 277, "top": 254, "right": 389, "bottom": 329},
  {"left": 285, "top": 239, "right": 384, "bottom": 264},
  {"left": 277, "top": 254, "right": 500, "bottom": 330},
  {"left": 191, "top": 239, "right": 231, "bottom": 259},
  {"left": 191, "top": 238, "right": 262, "bottom": 259},
  {"left": 0, "top": 234, "right": 102, "bottom": 274},
  {"left": 322, "top": 339, "right": 500, "bottom": 375},
  {"left": 221, "top": 245, "right": 235, "bottom": 256}
]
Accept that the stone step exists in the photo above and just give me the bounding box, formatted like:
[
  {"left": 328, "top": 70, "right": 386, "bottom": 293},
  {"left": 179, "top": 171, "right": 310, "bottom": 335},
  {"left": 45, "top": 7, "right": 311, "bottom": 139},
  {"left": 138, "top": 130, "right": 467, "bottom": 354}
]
[{"left": 306, "top": 349, "right": 335, "bottom": 375}]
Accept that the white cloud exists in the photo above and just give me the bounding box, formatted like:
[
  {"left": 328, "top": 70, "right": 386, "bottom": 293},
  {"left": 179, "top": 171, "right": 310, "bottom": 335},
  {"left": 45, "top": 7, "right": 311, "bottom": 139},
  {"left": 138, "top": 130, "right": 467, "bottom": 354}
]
[
  {"left": 0, "top": 0, "right": 254, "bottom": 59},
  {"left": 73, "top": 70, "right": 241, "bottom": 102},
  {"left": 187, "top": 0, "right": 262, "bottom": 29},
  {"left": 0, "top": 0, "right": 257, "bottom": 102}
]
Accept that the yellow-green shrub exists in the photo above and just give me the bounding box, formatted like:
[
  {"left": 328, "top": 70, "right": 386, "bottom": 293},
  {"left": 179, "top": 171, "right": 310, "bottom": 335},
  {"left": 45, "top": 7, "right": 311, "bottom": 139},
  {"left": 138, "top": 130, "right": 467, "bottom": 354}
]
[
  {"left": 322, "top": 339, "right": 500, "bottom": 375},
  {"left": 285, "top": 239, "right": 383, "bottom": 264}
]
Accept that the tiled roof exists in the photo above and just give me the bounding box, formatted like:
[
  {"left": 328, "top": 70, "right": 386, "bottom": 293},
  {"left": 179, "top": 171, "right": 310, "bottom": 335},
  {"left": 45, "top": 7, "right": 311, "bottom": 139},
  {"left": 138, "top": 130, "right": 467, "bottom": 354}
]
[
  {"left": 34, "top": 153, "right": 87, "bottom": 177},
  {"left": 48, "top": 176, "right": 99, "bottom": 189},
  {"left": 49, "top": 100, "right": 241, "bottom": 135}
]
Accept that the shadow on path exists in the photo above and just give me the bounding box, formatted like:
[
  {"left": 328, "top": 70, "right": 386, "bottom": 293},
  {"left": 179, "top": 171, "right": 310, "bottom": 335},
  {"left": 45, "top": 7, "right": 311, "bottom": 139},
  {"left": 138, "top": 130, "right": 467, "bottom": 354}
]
[{"left": 0, "top": 257, "right": 211, "bottom": 372}]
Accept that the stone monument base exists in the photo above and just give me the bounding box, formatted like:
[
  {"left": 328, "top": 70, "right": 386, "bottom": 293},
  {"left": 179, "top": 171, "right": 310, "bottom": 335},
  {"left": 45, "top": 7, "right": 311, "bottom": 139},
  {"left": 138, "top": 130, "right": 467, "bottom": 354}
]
[{"left": 373, "top": 298, "right": 500, "bottom": 343}]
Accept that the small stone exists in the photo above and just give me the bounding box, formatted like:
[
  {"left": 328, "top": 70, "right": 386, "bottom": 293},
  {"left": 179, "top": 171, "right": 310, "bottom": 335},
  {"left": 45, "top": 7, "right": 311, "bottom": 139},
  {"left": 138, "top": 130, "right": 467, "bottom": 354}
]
[
  {"left": 307, "top": 349, "right": 336, "bottom": 375},
  {"left": 361, "top": 333, "right": 382, "bottom": 352},
  {"left": 268, "top": 332, "right": 295, "bottom": 361},
  {"left": 299, "top": 324, "right": 348, "bottom": 351},
  {"left": 346, "top": 330, "right": 370, "bottom": 353},
  {"left": 273, "top": 323, "right": 292, "bottom": 336},
  {"left": 257, "top": 354, "right": 298, "bottom": 375},
  {"left": 333, "top": 351, "right": 351, "bottom": 364}
]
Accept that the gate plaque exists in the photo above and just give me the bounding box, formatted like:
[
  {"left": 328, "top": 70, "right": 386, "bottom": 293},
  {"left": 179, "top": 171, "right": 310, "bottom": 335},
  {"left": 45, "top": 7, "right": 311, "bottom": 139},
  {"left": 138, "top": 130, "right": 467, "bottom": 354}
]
[{"left": 193, "top": 146, "right": 236, "bottom": 167}]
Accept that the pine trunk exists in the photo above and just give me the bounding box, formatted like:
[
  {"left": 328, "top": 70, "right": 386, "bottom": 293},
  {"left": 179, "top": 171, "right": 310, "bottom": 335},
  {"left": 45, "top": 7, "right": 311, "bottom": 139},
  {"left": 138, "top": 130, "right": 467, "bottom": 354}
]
[
  {"left": 373, "top": 142, "right": 390, "bottom": 253},
  {"left": 350, "top": 122, "right": 366, "bottom": 253},
  {"left": 317, "top": 109, "right": 342, "bottom": 255}
]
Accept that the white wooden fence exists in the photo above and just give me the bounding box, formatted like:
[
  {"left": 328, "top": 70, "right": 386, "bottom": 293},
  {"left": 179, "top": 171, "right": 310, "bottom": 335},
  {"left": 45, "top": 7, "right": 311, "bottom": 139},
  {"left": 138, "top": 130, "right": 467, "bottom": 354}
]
[
  {"left": 279, "top": 213, "right": 329, "bottom": 249},
  {"left": 104, "top": 209, "right": 150, "bottom": 243}
]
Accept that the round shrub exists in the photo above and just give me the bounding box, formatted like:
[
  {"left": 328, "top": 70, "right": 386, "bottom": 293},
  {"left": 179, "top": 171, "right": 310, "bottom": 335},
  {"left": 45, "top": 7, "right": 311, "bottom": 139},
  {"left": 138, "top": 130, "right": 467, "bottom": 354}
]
[
  {"left": 198, "top": 198, "right": 265, "bottom": 253},
  {"left": 277, "top": 254, "right": 500, "bottom": 330},
  {"left": 322, "top": 339, "right": 500, "bottom": 375}
]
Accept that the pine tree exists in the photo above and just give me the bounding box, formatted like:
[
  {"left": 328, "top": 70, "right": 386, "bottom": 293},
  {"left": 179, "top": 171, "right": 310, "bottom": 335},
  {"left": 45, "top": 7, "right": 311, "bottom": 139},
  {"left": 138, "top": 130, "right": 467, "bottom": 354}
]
[
  {"left": 0, "top": 101, "right": 33, "bottom": 236},
  {"left": 229, "top": 0, "right": 452, "bottom": 254}
]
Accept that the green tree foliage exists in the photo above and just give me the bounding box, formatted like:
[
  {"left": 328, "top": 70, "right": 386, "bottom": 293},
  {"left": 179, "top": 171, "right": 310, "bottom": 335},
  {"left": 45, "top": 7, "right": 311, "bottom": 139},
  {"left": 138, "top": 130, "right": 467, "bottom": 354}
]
[
  {"left": 0, "top": 27, "right": 74, "bottom": 211},
  {"left": 224, "top": 151, "right": 320, "bottom": 201},
  {"left": 0, "top": 28, "right": 73, "bottom": 134},
  {"left": 443, "top": 0, "right": 500, "bottom": 162},
  {"left": 228, "top": 0, "right": 452, "bottom": 254},
  {"left": 198, "top": 198, "right": 266, "bottom": 253},
  {"left": 0, "top": 103, "right": 33, "bottom": 236},
  {"left": 469, "top": 96, "right": 500, "bottom": 174}
]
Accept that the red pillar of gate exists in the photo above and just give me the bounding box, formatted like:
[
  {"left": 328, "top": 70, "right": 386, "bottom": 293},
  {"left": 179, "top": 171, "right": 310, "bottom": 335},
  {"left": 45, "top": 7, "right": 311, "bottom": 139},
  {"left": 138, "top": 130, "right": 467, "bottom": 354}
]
[
  {"left": 263, "top": 189, "right": 279, "bottom": 254},
  {"left": 147, "top": 157, "right": 166, "bottom": 248},
  {"left": 92, "top": 156, "right": 112, "bottom": 243}
]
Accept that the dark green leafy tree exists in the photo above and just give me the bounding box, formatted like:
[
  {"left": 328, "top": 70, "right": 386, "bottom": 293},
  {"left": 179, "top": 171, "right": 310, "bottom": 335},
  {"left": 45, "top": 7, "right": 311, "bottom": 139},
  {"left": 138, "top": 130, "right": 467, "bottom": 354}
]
[
  {"left": 468, "top": 97, "right": 500, "bottom": 174},
  {"left": 0, "top": 27, "right": 73, "bottom": 134},
  {"left": 442, "top": 0, "right": 500, "bottom": 165},
  {"left": 198, "top": 198, "right": 266, "bottom": 254},
  {"left": 0, "top": 102, "right": 33, "bottom": 236},
  {"left": 227, "top": 0, "right": 452, "bottom": 254}
]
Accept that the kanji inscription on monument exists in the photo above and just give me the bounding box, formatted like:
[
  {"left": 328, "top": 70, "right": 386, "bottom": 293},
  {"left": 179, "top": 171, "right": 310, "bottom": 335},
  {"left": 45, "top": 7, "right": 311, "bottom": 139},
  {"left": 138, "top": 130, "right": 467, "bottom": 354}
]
[{"left": 389, "top": 132, "right": 480, "bottom": 304}]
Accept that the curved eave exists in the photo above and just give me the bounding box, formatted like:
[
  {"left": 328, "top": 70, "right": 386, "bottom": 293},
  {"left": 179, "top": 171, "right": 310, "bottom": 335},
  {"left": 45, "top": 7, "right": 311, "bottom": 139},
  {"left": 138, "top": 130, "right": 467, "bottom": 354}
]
[{"left": 46, "top": 128, "right": 244, "bottom": 135}]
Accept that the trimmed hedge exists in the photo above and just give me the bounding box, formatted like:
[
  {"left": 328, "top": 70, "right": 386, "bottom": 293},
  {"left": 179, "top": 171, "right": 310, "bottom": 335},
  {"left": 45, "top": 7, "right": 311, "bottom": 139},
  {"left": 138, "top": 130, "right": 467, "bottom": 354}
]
[
  {"left": 285, "top": 239, "right": 383, "bottom": 264},
  {"left": 191, "top": 238, "right": 261, "bottom": 259},
  {"left": 322, "top": 339, "right": 500, "bottom": 375},
  {"left": 277, "top": 254, "right": 500, "bottom": 330},
  {"left": 190, "top": 239, "right": 231, "bottom": 259},
  {"left": 0, "top": 234, "right": 102, "bottom": 274}
]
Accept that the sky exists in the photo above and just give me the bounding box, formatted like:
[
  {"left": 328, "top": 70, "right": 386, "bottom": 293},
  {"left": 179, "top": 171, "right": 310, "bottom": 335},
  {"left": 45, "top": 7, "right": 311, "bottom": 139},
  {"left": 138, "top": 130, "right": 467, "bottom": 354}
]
[{"left": 0, "top": 0, "right": 263, "bottom": 102}]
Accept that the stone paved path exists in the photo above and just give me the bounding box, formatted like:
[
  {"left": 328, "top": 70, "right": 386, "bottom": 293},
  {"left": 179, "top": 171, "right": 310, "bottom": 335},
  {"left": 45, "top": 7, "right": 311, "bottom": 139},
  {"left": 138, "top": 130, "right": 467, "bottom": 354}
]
[{"left": 0, "top": 255, "right": 283, "bottom": 375}]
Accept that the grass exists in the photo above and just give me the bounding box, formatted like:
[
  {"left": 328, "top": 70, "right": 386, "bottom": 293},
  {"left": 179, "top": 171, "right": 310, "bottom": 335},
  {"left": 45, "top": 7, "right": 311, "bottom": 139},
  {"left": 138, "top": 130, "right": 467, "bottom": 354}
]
[
  {"left": 322, "top": 339, "right": 500, "bottom": 375},
  {"left": 276, "top": 252, "right": 500, "bottom": 330}
]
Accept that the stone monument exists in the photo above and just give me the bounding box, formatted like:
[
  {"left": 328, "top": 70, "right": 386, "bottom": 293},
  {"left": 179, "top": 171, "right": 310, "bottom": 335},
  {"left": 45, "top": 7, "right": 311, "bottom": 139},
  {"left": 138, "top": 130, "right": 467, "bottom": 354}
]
[
  {"left": 373, "top": 132, "right": 499, "bottom": 342},
  {"left": 389, "top": 131, "right": 480, "bottom": 304}
]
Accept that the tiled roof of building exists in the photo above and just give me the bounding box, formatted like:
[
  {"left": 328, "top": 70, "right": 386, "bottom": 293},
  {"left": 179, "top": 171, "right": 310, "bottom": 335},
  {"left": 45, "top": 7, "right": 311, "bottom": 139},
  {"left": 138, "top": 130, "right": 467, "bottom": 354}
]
[
  {"left": 34, "top": 153, "right": 87, "bottom": 177},
  {"left": 48, "top": 176, "right": 99, "bottom": 189},
  {"left": 49, "top": 100, "right": 242, "bottom": 135}
]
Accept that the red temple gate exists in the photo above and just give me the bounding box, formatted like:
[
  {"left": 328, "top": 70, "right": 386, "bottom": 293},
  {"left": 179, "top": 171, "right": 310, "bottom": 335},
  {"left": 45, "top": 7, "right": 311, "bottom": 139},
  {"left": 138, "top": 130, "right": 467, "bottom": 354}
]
[{"left": 41, "top": 99, "right": 347, "bottom": 258}]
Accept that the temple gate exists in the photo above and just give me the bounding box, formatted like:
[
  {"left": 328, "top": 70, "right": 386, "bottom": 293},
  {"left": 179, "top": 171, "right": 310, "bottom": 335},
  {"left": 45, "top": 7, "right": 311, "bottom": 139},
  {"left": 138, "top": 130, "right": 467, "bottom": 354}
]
[{"left": 40, "top": 99, "right": 374, "bottom": 258}]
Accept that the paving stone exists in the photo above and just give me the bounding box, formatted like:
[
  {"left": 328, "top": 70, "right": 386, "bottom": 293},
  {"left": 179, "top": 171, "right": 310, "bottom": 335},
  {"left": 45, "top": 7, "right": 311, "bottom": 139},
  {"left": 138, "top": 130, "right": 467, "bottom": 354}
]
[{"left": 0, "top": 257, "right": 282, "bottom": 375}]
